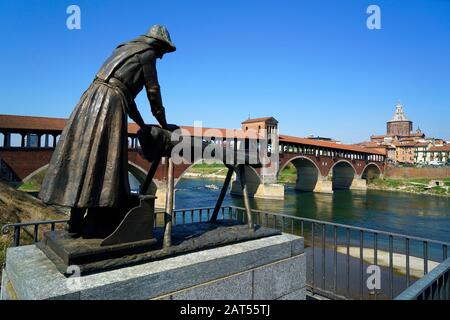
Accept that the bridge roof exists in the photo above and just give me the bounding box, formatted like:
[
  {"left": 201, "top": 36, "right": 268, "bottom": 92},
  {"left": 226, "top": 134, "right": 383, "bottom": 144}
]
[
  {"left": 0, "top": 114, "right": 67, "bottom": 132},
  {"left": 279, "top": 134, "right": 386, "bottom": 155},
  {"left": 0, "top": 115, "right": 259, "bottom": 139},
  {"left": 128, "top": 122, "right": 256, "bottom": 139},
  {"left": 0, "top": 114, "right": 385, "bottom": 156}
]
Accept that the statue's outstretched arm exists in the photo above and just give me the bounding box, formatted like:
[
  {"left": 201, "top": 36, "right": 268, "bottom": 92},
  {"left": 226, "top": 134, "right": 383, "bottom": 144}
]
[{"left": 140, "top": 51, "right": 168, "bottom": 129}]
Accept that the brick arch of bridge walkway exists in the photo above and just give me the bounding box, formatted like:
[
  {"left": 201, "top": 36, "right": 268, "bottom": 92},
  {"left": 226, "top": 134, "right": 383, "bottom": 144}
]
[
  {"left": 8, "top": 150, "right": 201, "bottom": 208},
  {"left": 1, "top": 149, "right": 176, "bottom": 183},
  {"left": 360, "top": 162, "right": 384, "bottom": 178},
  {"left": 277, "top": 154, "right": 383, "bottom": 192},
  {"left": 20, "top": 160, "right": 163, "bottom": 192},
  {"left": 127, "top": 155, "right": 263, "bottom": 207},
  {"left": 278, "top": 153, "right": 384, "bottom": 178},
  {"left": 3, "top": 147, "right": 263, "bottom": 199}
]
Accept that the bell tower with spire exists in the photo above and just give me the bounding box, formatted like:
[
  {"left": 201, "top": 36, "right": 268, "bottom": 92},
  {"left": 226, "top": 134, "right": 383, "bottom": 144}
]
[{"left": 386, "top": 102, "right": 413, "bottom": 136}]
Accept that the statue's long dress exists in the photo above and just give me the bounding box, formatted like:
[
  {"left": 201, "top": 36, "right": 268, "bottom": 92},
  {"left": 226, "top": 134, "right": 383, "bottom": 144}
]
[
  {"left": 39, "top": 81, "right": 130, "bottom": 208},
  {"left": 39, "top": 37, "right": 158, "bottom": 208}
]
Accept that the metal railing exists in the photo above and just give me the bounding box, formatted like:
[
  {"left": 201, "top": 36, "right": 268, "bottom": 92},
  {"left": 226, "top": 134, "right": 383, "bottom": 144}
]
[
  {"left": 1, "top": 218, "right": 68, "bottom": 247},
  {"left": 395, "top": 257, "right": 450, "bottom": 300},
  {"left": 0, "top": 206, "right": 232, "bottom": 246},
  {"left": 2, "top": 205, "right": 449, "bottom": 300},
  {"left": 229, "top": 206, "right": 450, "bottom": 300}
]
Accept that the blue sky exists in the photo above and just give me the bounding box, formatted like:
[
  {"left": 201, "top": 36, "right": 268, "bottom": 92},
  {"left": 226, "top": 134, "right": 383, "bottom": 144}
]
[{"left": 0, "top": 0, "right": 449, "bottom": 143}]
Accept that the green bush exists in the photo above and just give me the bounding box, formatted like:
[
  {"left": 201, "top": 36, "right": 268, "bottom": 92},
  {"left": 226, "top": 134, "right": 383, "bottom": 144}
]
[
  {"left": 431, "top": 186, "right": 448, "bottom": 195},
  {"left": 279, "top": 163, "right": 297, "bottom": 183}
]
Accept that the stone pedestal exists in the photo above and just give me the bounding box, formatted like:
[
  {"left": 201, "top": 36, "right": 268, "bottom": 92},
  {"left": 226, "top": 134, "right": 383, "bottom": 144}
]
[{"left": 1, "top": 234, "right": 306, "bottom": 300}]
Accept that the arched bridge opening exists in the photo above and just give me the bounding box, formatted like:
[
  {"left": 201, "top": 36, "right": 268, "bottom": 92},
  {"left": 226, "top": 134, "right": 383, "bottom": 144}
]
[
  {"left": 230, "top": 165, "right": 261, "bottom": 197},
  {"left": 331, "top": 161, "right": 356, "bottom": 190},
  {"left": 361, "top": 163, "right": 382, "bottom": 183},
  {"left": 279, "top": 157, "right": 320, "bottom": 192}
]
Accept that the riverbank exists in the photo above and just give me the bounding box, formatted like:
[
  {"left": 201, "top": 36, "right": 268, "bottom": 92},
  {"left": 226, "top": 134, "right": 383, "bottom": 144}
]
[
  {"left": 0, "top": 181, "right": 67, "bottom": 281},
  {"left": 183, "top": 162, "right": 298, "bottom": 182},
  {"left": 182, "top": 162, "right": 228, "bottom": 179},
  {"left": 368, "top": 178, "right": 450, "bottom": 197},
  {"left": 182, "top": 171, "right": 228, "bottom": 180}
]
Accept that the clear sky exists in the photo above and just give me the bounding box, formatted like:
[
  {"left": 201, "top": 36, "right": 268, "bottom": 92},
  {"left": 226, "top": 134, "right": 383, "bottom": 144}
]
[{"left": 0, "top": 0, "right": 449, "bottom": 143}]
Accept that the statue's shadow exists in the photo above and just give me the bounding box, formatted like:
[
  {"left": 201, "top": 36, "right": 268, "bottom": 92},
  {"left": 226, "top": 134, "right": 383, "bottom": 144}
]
[{"left": 152, "top": 220, "right": 263, "bottom": 248}]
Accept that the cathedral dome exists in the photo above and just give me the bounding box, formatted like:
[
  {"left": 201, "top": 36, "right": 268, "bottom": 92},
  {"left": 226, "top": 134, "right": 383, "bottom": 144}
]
[
  {"left": 386, "top": 102, "right": 412, "bottom": 136},
  {"left": 388, "top": 102, "right": 410, "bottom": 122}
]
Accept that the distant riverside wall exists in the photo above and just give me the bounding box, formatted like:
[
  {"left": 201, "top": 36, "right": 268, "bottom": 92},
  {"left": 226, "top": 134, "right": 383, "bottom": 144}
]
[{"left": 385, "top": 166, "right": 450, "bottom": 179}]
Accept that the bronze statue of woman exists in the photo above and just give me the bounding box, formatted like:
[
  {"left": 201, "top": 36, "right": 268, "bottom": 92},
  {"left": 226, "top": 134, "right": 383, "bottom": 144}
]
[{"left": 39, "top": 25, "right": 176, "bottom": 237}]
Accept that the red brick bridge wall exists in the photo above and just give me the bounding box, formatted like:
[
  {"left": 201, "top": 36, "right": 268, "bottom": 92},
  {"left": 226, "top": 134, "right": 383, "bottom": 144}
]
[
  {"left": 1, "top": 149, "right": 385, "bottom": 185},
  {"left": 279, "top": 152, "right": 385, "bottom": 177}
]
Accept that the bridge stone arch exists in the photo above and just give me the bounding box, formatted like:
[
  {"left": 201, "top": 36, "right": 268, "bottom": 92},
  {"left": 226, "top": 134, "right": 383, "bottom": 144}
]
[
  {"left": 361, "top": 162, "right": 382, "bottom": 182},
  {"left": 172, "top": 159, "right": 224, "bottom": 188},
  {"left": 20, "top": 161, "right": 156, "bottom": 189},
  {"left": 127, "top": 161, "right": 148, "bottom": 184},
  {"left": 127, "top": 161, "right": 163, "bottom": 195},
  {"left": 127, "top": 161, "right": 171, "bottom": 208},
  {"left": 279, "top": 156, "right": 322, "bottom": 192},
  {"left": 230, "top": 165, "right": 262, "bottom": 197},
  {"left": 329, "top": 160, "right": 357, "bottom": 190},
  {"left": 174, "top": 159, "right": 284, "bottom": 200}
]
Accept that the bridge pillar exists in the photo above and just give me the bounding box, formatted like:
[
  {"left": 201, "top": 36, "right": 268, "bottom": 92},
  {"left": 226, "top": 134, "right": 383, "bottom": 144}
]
[
  {"left": 230, "top": 181, "right": 285, "bottom": 200},
  {"left": 151, "top": 183, "right": 177, "bottom": 210},
  {"left": 312, "top": 176, "right": 333, "bottom": 194},
  {"left": 154, "top": 186, "right": 168, "bottom": 209},
  {"left": 254, "top": 183, "right": 284, "bottom": 200},
  {"left": 230, "top": 164, "right": 285, "bottom": 201},
  {"left": 349, "top": 176, "right": 367, "bottom": 191}
]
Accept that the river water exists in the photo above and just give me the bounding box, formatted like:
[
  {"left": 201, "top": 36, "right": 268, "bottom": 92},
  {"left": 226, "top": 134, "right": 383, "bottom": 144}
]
[{"left": 175, "top": 177, "right": 450, "bottom": 244}]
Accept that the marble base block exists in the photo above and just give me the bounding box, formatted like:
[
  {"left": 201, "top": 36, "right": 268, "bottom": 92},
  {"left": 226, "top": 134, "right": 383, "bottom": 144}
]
[{"left": 1, "top": 234, "right": 306, "bottom": 300}]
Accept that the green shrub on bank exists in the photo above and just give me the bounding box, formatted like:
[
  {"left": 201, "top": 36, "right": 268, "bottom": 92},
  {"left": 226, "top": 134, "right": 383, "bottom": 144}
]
[
  {"left": 279, "top": 163, "right": 297, "bottom": 183},
  {"left": 369, "top": 177, "right": 449, "bottom": 196},
  {"left": 443, "top": 178, "right": 450, "bottom": 187},
  {"left": 431, "top": 186, "right": 448, "bottom": 195}
]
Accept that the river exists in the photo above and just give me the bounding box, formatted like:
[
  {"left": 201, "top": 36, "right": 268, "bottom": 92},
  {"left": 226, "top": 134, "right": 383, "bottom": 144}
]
[{"left": 173, "top": 177, "right": 450, "bottom": 244}]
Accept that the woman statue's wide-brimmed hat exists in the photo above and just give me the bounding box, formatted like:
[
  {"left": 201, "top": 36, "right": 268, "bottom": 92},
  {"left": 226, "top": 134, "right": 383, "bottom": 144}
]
[{"left": 145, "top": 24, "right": 176, "bottom": 52}]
